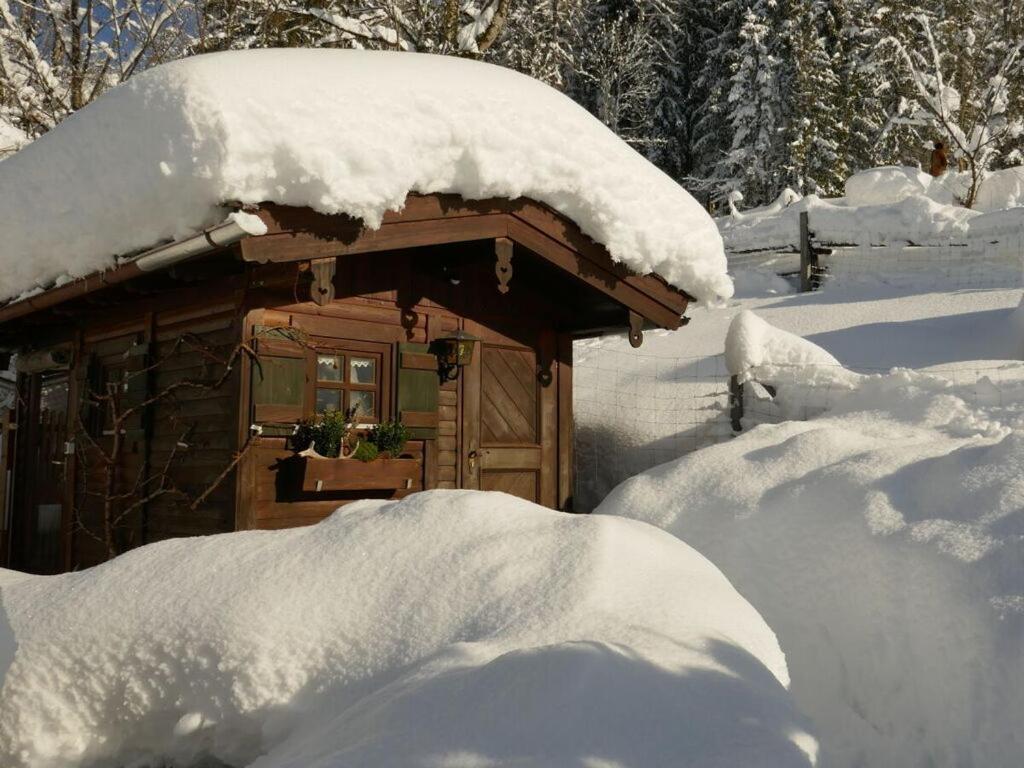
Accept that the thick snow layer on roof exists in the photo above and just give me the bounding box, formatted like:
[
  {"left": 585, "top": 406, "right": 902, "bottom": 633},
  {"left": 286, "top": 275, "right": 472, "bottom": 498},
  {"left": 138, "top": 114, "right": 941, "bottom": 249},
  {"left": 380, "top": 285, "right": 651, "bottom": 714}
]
[
  {"left": 0, "top": 49, "right": 730, "bottom": 305},
  {"left": 599, "top": 347, "right": 1024, "bottom": 767},
  {"left": 0, "top": 490, "right": 816, "bottom": 767}
]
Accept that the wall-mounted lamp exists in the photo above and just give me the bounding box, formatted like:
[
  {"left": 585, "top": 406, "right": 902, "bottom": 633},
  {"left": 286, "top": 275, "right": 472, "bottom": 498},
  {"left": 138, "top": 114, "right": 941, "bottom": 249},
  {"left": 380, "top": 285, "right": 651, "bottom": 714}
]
[{"left": 433, "top": 330, "right": 479, "bottom": 381}]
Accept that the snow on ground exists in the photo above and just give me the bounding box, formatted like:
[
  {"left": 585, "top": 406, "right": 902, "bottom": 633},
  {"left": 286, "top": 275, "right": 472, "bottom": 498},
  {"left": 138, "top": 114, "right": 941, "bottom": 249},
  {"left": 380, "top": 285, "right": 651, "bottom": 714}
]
[
  {"left": 718, "top": 165, "right": 1024, "bottom": 253},
  {"left": 0, "top": 48, "right": 730, "bottom": 305},
  {"left": 574, "top": 283, "right": 1024, "bottom": 510},
  {"left": 0, "top": 490, "right": 816, "bottom": 768},
  {"left": 597, "top": 328, "right": 1024, "bottom": 767}
]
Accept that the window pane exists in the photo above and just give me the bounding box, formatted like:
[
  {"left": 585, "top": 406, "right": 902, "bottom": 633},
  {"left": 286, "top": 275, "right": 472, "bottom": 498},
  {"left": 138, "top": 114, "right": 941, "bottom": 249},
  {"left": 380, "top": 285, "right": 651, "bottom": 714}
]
[
  {"left": 254, "top": 357, "right": 304, "bottom": 405},
  {"left": 349, "top": 390, "right": 375, "bottom": 420},
  {"left": 317, "top": 355, "right": 342, "bottom": 382},
  {"left": 316, "top": 388, "right": 342, "bottom": 414},
  {"left": 349, "top": 356, "right": 376, "bottom": 384}
]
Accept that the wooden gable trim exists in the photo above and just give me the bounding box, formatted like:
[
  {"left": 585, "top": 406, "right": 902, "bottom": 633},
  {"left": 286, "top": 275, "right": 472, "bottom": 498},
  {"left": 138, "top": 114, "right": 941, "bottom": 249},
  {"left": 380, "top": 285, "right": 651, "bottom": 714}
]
[{"left": 242, "top": 196, "right": 691, "bottom": 330}]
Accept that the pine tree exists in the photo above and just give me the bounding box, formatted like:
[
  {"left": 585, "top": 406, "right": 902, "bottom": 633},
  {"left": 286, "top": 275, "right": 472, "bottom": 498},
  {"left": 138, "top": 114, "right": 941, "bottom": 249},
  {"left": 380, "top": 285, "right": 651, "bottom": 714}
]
[
  {"left": 569, "top": 3, "right": 659, "bottom": 148},
  {"left": 689, "top": 0, "right": 745, "bottom": 200},
  {"left": 780, "top": 0, "right": 843, "bottom": 196},
  {"left": 644, "top": 0, "right": 690, "bottom": 178},
  {"left": 487, "top": 0, "right": 586, "bottom": 88},
  {"left": 715, "top": 2, "right": 787, "bottom": 204}
]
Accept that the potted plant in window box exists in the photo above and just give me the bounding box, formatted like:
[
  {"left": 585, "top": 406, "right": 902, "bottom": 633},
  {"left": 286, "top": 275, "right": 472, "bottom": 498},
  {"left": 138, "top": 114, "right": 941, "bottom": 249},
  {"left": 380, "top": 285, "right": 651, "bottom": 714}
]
[{"left": 291, "top": 409, "right": 420, "bottom": 493}]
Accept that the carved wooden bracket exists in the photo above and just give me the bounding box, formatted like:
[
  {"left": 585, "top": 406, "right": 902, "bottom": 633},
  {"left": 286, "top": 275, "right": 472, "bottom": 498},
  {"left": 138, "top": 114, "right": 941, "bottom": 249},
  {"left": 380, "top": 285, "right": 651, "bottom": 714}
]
[
  {"left": 495, "top": 237, "right": 514, "bottom": 294},
  {"left": 628, "top": 311, "right": 644, "bottom": 348},
  {"left": 309, "top": 258, "right": 336, "bottom": 306}
]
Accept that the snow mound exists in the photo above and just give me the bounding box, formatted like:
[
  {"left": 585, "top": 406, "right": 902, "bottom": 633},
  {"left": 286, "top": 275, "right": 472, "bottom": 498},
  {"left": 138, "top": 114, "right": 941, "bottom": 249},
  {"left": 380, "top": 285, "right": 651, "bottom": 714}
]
[
  {"left": 0, "top": 49, "right": 730, "bottom": 304},
  {"left": 973, "top": 166, "right": 1024, "bottom": 212},
  {"left": 731, "top": 268, "right": 796, "bottom": 298},
  {"left": 719, "top": 165, "right": 1024, "bottom": 253},
  {"left": 0, "top": 490, "right": 815, "bottom": 768},
  {"left": 598, "top": 358, "right": 1024, "bottom": 768},
  {"left": 726, "top": 310, "right": 843, "bottom": 380},
  {"left": 843, "top": 166, "right": 931, "bottom": 206}
]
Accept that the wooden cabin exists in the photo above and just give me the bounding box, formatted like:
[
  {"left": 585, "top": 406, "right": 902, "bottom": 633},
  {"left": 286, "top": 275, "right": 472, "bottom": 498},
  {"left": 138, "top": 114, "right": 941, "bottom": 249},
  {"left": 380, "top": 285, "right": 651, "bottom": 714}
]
[{"left": 0, "top": 194, "right": 690, "bottom": 573}]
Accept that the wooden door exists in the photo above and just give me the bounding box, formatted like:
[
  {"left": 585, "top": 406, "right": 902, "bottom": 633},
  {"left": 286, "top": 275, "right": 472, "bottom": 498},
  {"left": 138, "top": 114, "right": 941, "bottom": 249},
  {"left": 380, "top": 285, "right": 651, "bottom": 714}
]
[{"left": 462, "top": 323, "right": 557, "bottom": 506}]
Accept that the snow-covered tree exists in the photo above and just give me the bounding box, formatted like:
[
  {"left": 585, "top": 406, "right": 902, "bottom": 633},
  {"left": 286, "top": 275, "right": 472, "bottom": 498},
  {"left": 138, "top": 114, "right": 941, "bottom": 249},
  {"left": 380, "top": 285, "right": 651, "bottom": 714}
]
[
  {"left": 487, "top": 0, "right": 586, "bottom": 88},
  {"left": 780, "top": 0, "right": 843, "bottom": 195},
  {"left": 197, "top": 1, "right": 511, "bottom": 56},
  {"left": 878, "top": 12, "right": 1023, "bottom": 207},
  {"left": 569, "top": 4, "right": 659, "bottom": 148},
  {"left": 0, "top": 0, "right": 196, "bottom": 137},
  {"left": 715, "top": 4, "right": 786, "bottom": 204},
  {"left": 0, "top": 108, "right": 25, "bottom": 158},
  {"left": 687, "top": 0, "right": 744, "bottom": 202}
]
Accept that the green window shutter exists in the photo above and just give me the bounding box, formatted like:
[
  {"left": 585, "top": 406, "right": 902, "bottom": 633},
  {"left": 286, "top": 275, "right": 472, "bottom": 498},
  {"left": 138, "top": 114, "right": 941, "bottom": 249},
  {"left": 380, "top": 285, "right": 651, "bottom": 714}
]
[
  {"left": 252, "top": 326, "right": 306, "bottom": 424},
  {"left": 397, "top": 342, "right": 439, "bottom": 440}
]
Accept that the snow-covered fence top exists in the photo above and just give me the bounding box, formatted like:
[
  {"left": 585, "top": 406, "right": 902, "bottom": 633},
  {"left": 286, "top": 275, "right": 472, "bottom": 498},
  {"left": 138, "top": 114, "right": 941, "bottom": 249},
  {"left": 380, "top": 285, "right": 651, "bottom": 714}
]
[
  {"left": 0, "top": 49, "right": 731, "bottom": 305},
  {"left": 719, "top": 170, "right": 1024, "bottom": 292}
]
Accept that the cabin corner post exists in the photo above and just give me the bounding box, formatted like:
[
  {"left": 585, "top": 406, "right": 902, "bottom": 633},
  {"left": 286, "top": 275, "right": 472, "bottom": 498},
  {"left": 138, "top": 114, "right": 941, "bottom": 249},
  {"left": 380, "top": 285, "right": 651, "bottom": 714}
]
[
  {"left": 61, "top": 329, "right": 84, "bottom": 571},
  {"left": 557, "top": 333, "right": 574, "bottom": 512},
  {"left": 234, "top": 307, "right": 262, "bottom": 532}
]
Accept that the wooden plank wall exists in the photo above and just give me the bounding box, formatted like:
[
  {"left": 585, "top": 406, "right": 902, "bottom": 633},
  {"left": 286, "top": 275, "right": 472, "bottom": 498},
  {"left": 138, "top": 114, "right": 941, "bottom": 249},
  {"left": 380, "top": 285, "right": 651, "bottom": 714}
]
[
  {"left": 242, "top": 297, "right": 440, "bottom": 529},
  {"left": 242, "top": 244, "right": 576, "bottom": 529},
  {"left": 71, "top": 299, "right": 244, "bottom": 569}
]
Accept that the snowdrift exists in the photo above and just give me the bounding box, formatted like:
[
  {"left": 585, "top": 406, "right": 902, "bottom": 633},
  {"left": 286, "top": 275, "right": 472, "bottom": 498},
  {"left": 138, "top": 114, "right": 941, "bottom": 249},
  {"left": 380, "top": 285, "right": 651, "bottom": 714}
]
[
  {"left": 0, "top": 49, "right": 730, "bottom": 304},
  {"left": 719, "top": 165, "right": 1024, "bottom": 253},
  {"left": 0, "top": 490, "right": 815, "bottom": 768},
  {"left": 599, "top": 329, "right": 1024, "bottom": 767},
  {"left": 843, "top": 166, "right": 931, "bottom": 206}
]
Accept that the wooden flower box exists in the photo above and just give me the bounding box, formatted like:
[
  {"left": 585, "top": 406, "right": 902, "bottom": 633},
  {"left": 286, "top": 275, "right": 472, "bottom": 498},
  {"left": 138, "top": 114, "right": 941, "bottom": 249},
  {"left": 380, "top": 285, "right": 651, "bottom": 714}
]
[{"left": 297, "top": 455, "right": 421, "bottom": 493}]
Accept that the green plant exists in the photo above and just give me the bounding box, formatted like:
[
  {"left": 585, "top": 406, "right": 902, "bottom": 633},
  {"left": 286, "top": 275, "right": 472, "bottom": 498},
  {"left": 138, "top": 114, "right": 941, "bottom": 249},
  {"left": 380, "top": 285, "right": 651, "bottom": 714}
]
[
  {"left": 368, "top": 420, "right": 410, "bottom": 458},
  {"left": 292, "top": 407, "right": 357, "bottom": 458},
  {"left": 352, "top": 441, "right": 379, "bottom": 462}
]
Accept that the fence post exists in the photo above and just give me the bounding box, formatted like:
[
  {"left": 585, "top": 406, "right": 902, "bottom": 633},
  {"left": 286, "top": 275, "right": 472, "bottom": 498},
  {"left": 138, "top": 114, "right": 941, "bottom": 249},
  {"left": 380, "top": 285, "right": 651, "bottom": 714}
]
[
  {"left": 799, "top": 211, "right": 817, "bottom": 292},
  {"left": 729, "top": 375, "right": 744, "bottom": 433}
]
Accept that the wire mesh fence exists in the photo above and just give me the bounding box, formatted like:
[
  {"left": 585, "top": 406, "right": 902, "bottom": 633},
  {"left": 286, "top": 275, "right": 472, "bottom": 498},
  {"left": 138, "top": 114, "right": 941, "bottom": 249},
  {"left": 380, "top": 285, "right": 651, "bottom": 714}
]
[
  {"left": 573, "top": 346, "right": 735, "bottom": 511},
  {"left": 574, "top": 345, "right": 1024, "bottom": 512},
  {"left": 726, "top": 220, "right": 1024, "bottom": 293},
  {"left": 814, "top": 234, "right": 1024, "bottom": 292}
]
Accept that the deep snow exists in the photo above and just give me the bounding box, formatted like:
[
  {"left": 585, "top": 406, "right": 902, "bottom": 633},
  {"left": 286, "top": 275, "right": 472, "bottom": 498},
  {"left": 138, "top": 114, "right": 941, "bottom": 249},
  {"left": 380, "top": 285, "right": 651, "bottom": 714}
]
[
  {"left": 718, "top": 165, "right": 1024, "bottom": 253},
  {"left": 0, "top": 490, "right": 815, "bottom": 768},
  {"left": 0, "top": 49, "right": 730, "bottom": 305},
  {"left": 599, "top": 339, "right": 1024, "bottom": 767},
  {"left": 574, "top": 284, "right": 1024, "bottom": 509}
]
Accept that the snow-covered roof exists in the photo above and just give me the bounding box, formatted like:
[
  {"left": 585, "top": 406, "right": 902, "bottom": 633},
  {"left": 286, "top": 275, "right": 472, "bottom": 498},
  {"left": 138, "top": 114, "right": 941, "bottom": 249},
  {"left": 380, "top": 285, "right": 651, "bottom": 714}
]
[{"left": 0, "top": 49, "right": 731, "bottom": 306}]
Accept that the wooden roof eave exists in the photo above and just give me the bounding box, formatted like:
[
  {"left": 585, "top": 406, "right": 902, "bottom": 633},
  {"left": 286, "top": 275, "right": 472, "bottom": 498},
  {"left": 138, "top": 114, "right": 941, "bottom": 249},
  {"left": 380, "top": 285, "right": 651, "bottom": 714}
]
[{"left": 240, "top": 195, "right": 692, "bottom": 331}]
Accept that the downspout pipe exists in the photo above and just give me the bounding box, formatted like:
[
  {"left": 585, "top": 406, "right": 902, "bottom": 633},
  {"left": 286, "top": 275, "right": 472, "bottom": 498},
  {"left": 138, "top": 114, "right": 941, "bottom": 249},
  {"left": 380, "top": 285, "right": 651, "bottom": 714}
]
[{"left": 0, "top": 212, "right": 267, "bottom": 327}]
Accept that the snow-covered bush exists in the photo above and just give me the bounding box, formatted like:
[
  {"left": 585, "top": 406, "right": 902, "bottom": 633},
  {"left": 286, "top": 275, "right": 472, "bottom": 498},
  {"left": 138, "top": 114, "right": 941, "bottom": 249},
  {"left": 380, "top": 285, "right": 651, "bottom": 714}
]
[{"left": 0, "top": 490, "right": 816, "bottom": 768}]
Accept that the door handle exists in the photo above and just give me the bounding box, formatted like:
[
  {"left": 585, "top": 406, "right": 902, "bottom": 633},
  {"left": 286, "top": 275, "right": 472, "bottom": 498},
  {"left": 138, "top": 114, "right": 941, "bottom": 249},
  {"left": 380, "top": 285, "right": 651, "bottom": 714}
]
[{"left": 467, "top": 448, "right": 488, "bottom": 472}]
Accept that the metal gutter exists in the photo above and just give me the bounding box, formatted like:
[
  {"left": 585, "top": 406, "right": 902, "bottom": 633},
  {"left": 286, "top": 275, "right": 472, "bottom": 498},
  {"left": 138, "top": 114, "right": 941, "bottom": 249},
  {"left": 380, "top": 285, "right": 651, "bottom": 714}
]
[{"left": 0, "top": 213, "right": 265, "bottom": 326}]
